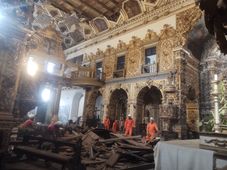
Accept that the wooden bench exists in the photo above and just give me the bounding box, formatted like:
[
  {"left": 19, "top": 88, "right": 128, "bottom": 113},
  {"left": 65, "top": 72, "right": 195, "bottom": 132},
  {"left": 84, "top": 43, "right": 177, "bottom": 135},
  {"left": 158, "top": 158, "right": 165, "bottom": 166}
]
[
  {"left": 14, "top": 146, "right": 75, "bottom": 169},
  {"left": 13, "top": 136, "right": 83, "bottom": 170},
  {"left": 25, "top": 136, "right": 81, "bottom": 152}
]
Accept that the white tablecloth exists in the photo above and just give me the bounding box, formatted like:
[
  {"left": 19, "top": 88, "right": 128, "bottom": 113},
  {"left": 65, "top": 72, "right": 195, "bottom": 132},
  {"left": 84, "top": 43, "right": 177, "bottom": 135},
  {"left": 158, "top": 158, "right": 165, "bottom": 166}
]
[{"left": 154, "top": 140, "right": 214, "bottom": 170}]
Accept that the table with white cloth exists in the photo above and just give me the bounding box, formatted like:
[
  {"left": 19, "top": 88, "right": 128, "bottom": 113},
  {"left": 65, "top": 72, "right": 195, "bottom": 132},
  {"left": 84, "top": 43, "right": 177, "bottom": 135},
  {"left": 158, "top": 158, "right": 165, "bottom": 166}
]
[{"left": 154, "top": 139, "right": 227, "bottom": 170}]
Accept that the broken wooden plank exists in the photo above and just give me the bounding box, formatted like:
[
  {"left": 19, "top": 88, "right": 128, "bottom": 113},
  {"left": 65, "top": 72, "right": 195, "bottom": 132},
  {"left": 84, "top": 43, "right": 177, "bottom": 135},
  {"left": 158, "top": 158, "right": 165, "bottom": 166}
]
[
  {"left": 82, "top": 131, "right": 100, "bottom": 148},
  {"left": 118, "top": 143, "right": 153, "bottom": 151},
  {"left": 123, "top": 139, "right": 152, "bottom": 149},
  {"left": 121, "top": 162, "right": 155, "bottom": 170},
  {"left": 105, "top": 151, "right": 121, "bottom": 167},
  {"left": 82, "top": 159, "right": 105, "bottom": 165},
  {"left": 99, "top": 136, "right": 141, "bottom": 143},
  {"left": 118, "top": 149, "right": 147, "bottom": 162},
  {"left": 58, "top": 135, "right": 81, "bottom": 142}
]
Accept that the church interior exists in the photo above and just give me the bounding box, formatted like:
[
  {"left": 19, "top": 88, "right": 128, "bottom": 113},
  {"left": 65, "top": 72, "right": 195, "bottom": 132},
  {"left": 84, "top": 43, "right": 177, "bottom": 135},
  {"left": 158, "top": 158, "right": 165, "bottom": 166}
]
[{"left": 0, "top": 0, "right": 227, "bottom": 170}]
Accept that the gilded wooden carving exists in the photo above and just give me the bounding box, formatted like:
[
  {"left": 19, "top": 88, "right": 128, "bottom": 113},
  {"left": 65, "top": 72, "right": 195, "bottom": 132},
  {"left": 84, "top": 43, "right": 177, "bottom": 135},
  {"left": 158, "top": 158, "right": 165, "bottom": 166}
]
[
  {"left": 126, "top": 37, "right": 143, "bottom": 77},
  {"left": 123, "top": 0, "right": 143, "bottom": 19},
  {"left": 91, "top": 17, "right": 109, "bottom": 33},
  {"left": 176, "top": 6, "right": 202, "bottom": 46},
  {"left": 144, "top": 29, "right": 159, "bottom": 44},
  {"left": 159, "top": 40, "right": 174, "bottom": 71},
  {"left": 96, "top": 48, "right": 105, "bottom": 60},
  {"left": 104, "top": 46, "right": 115, "bottom": 79},
  {"left": 159, "top": 24, "right": 176, "bottom": 40},
  {"left": 116, "top": 40, "right": 127, "bottom": 53},
  {"left": 28, "top": 27, "right": 65, "bottom": 63},
  {"left": 158, "top": 25, "right": 176, "bottom": 71}
]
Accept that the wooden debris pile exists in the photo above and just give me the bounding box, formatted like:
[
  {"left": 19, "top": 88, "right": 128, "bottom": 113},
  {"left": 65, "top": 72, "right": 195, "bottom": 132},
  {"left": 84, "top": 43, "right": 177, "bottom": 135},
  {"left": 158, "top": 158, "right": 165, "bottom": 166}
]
[
  {"left": 9, "top": 125, "right": 156, "bottom": 170},
  {"left": 81, "top": 130, "right": 155, "bottom": 170}
]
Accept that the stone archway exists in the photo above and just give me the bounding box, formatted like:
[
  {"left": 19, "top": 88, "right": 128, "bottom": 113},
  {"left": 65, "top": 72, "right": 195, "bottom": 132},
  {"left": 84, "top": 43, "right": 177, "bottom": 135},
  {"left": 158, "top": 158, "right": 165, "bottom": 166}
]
[
  {"left": 108, "top": 89, "right": 128, "bottom": 122},
  {"left": 136, "top": 86, "right": 162, "bottom": 130}
]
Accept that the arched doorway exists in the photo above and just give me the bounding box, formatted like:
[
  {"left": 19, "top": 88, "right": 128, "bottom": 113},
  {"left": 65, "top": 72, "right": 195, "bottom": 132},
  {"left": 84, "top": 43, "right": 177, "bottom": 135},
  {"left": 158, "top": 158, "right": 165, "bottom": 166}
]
[
  {"left": 71, "top": 92, "right": 85, "bottom": 122},
  {"left": 136, "top": 86, "right": 162, "bottom": 128},
  {"left": 58, "top": 88, "right": 85, "bottom": 123},
  {"left": 95, "top": 93, "right": 104, "bottom": 121},
  {"left": 109, "top": 89, "right": 128, "bottom": 122}
]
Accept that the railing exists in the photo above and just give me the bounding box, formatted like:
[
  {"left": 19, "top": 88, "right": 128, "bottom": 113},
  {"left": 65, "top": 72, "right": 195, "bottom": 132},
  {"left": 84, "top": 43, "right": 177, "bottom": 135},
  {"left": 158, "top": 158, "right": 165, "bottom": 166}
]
[
  {"left": 71, "top": 70, "right": 105, "bottom": 81},
  {"left": 113, "top": 69, "right": 125, "bottom": 78},
  {"left": 142, "top": 63, "right": 157, "bottom": 74},
  {"left": 95, "top": 70, "right": 105, "bottom": 81},
  {"left": 66, "top": 63, "right": 105, "bottom": 87}
]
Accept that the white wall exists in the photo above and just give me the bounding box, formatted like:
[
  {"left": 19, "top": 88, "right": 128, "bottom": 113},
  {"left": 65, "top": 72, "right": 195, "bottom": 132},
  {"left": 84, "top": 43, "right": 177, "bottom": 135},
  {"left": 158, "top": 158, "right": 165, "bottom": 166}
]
[{"left": 58, "top": 88, "right": 85, "bottom": 123}]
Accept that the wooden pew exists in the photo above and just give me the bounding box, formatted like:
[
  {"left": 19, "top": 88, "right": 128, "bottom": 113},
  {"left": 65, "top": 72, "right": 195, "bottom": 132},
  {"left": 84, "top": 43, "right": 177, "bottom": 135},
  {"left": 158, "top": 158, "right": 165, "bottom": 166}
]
[
  {"left": 14, "top": 146, "right": 77, "bottom": 170},
  {"left": 13, "top": 135, "right": 83, "bottom": 170}
]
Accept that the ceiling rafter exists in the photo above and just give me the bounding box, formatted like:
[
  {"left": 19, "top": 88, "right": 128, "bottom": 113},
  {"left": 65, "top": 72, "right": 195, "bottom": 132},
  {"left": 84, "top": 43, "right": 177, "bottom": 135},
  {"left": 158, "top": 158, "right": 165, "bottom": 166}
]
[
  {"left": 96, "top": 0, "right": 115, "bottom": 14},
  {"left": 50, "top": 1, "right": 72, "bottom": 14},
  {"left": 65, "top": 0, "right": 92, "bottom": 19},
  {"left": 79, "top": 0, "right": 104, "bottom": 16},
  {"left": 110, "top": 0, "right": 119, "bottom": 6},
  {"left": 110, "top": 0, "right": 123, "bottom": 13}
]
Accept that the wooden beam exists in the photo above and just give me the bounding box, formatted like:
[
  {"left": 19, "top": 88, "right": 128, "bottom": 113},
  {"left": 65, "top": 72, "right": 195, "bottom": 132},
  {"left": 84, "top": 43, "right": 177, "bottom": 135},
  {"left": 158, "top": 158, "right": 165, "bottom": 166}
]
[
  {"left": 97, "top": 0, "right": 115, "bottom": 13},
  {"left": 110, "top": 0, "right": 123, "bottom": 12},
  {"left": 50, "top": 1, "right": 71, "bottom": 14},
  {"left": 110, "top": 0, "right": 118, "bottom": 6},
  {"left": 98, "top": 135, "right": 141, "bottom": 143},
  {"left": 79, "top": 0, "right": 104, "bottom": 16},
  {"left": 65, "top": 0, "right": 92, "bottom": 19}
]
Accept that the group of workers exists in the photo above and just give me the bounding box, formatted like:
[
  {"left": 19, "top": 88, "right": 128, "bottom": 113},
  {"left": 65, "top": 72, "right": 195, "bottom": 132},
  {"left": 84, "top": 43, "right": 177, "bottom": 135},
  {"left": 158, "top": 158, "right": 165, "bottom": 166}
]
[
  {"left": 20, "top": 112, "right": 159, "bottom": 142},
  {"left": 19, "top": 114, "right": 63, "bottom": 134},
  {"left": 103, "top": 114, "right": 159, "bottom": 142}
]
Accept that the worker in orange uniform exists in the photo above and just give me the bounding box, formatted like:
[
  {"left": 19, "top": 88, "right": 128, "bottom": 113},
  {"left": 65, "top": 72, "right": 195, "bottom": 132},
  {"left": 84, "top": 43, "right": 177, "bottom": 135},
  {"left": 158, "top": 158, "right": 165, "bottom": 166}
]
[
  {"left": 19, "top": 116, "right": 34, "bottom": 128},
  {"left": 112, "top": 120, "right": 118, "bottom": 133},
  {"left": 146, "top": 117, "right": 158, "bottom": 142},
  {"left": 124, "top": 114, "right": 135, "bottom": 136},
  {"left": 103, "top": 115, "right": 110, "bottom": 130}
]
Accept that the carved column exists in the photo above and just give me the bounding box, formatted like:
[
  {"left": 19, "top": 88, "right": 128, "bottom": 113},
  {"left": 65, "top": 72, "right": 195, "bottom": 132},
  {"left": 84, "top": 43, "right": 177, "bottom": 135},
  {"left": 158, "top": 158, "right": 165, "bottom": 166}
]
[
  {"left": 10, "top": 44, "right": 26, "bottom": 115},
  {"left": 83, "top": 88, "right": 98, "bottom": 126},
  {"left": 103, "top": 102, "right": 108, "bottom": 119},
  {"left": 102, "top": 87, "right": 109, "bottom": 119},
  {"left": 82, "top": 88, "right": 91, "bottom": 126},
  {"left": 54, "top": 84, "right": 62, "bottom": 115},
  {"left": 173, "top": 47, "right": 188, "bottom": 139},
  {"left": 127, "top": 100, "right": 136, "bottom": 120},
  {"left": 0, "top": 39, "right": 18, "bottom": 129}
]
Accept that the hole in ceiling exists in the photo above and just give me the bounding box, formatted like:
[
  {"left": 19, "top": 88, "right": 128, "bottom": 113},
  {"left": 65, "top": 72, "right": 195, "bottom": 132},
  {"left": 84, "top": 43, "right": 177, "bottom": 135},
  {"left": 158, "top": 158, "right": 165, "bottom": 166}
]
[{"left": 49, "top": 10, "right": 59, "bottom": 17}]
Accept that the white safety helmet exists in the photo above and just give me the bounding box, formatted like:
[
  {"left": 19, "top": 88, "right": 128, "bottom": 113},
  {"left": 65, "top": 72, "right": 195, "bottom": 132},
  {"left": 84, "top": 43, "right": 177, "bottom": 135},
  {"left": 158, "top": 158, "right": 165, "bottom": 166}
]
[
  {"left": 54, "top": 121, "right": 63, "bottom": 126},
  {"left": 150, "top": 117, "right": 154, "bottom": 121},
  {"left": 128, "top": 114, "right": 132, "bottom": 117}
]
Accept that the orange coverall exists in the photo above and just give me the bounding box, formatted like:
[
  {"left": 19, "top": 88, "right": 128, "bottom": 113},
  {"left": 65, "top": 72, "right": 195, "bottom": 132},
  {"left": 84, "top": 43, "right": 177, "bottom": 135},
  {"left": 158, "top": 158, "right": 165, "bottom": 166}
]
[
  {"left": 21, "top": 119, "right": 33, "bottom": 128},
  {"left": 103, "top": 117, "right": 110, "bottom": 130},
  {"left": 124, "top": 118, "right": 135, "bottom": 136},
  {"left": 112, "top": 120, "right": 118, "bottom": 133},
  {"left": 146, "top": 122, "right": 158, "bottom": 141}
]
